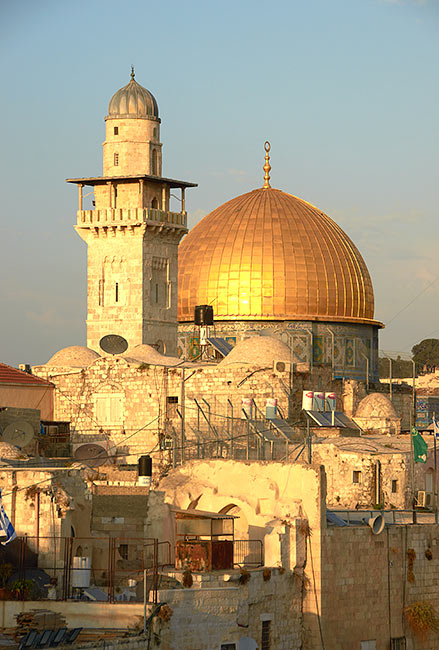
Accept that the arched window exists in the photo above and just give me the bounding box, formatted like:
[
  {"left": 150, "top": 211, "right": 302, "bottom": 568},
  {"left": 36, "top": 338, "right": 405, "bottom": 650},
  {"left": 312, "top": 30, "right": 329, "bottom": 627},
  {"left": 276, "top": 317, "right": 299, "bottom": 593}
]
[
  {"left": 152, "top": 149, "right": 158, "bottom": 175},
  {"left": 151, "top": 197, "right": 158, "bottom": 209}
]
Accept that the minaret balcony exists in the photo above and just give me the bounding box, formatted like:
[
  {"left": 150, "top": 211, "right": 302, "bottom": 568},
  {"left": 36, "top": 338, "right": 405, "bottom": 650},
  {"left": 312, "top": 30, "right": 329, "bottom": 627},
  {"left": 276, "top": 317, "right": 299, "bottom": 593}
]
[{"left": 76, "top": 207, "right": 187, "bottom": 229}]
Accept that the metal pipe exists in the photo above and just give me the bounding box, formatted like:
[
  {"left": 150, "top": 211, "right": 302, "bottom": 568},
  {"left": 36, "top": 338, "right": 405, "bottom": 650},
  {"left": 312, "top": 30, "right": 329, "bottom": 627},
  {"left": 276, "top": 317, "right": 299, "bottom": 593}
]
[{"left": 180, "top": 368, "right": 185, "bottom": 464}]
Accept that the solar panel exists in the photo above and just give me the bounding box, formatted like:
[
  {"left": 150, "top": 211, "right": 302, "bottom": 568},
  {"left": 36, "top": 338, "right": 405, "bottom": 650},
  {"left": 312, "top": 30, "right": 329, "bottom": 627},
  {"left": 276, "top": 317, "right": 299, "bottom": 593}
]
[
  {"left": 304, "top": 411, "right": 359, "bottom": 429},
  {"left": 207, "top": 337, "right": 233, "bottom": 357},
  {"left": 269, "top": 418, "right": 297, "bottom": 442}
]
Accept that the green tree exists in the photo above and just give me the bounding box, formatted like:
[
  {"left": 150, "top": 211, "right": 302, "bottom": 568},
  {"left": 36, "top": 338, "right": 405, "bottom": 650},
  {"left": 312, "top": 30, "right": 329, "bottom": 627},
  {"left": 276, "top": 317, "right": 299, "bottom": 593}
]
[
  {"left": 412, "top": 338, "right": 439, "bottom": 371},
  {"left": 379, "top": 355, "right": 413, "bottom": 379}
]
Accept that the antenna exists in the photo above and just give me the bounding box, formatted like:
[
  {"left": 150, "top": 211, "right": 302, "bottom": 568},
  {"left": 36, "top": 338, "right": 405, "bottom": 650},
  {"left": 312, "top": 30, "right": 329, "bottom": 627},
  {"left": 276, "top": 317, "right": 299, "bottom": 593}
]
[{"left": 99, "top": 334, "right": 128, "bottom": 355}]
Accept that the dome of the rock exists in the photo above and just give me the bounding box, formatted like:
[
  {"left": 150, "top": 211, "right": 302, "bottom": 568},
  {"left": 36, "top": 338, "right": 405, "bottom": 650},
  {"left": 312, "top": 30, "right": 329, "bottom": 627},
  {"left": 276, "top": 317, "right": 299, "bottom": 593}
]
[{"left": 178, "top": 187, "right": 378, "bottom": 325}]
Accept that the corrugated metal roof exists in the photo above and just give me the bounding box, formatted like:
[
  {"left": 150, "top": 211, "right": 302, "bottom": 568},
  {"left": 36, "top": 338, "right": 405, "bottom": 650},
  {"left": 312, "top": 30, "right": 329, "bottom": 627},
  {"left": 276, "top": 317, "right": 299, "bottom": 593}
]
[{"left": 0, "top": 363, "right": 52, "bottom": 386}]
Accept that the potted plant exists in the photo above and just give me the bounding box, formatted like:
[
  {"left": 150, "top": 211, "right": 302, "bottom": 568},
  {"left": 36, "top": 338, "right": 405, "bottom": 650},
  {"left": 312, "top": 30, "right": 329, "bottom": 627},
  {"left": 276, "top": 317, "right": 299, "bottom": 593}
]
[
  {"left": 0, "top": 563, "right": 12, "bottom": 598},
  {"left": 9, "top": 579, "right": 34, "bottom": 600}
]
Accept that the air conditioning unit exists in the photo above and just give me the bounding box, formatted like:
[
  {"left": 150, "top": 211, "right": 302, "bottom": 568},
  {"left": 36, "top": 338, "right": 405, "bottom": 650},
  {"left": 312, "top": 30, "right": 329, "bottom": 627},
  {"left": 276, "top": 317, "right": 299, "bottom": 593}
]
[
  {"left": 416, "top": 490, "right": 426, "bottom": 507},
  {"left": 273, "top": 360, "right": 291, "bottom": 376}
]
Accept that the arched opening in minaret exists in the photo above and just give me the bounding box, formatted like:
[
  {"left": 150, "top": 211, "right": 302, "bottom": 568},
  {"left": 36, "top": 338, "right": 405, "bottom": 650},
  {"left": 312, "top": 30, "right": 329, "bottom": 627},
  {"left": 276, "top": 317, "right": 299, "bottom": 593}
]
[
  {"left": 152, "top": 149, "right": 158, "bottom": 175},
  {"left": 151, "top": 197, "right": 158, "bottom": 209}
]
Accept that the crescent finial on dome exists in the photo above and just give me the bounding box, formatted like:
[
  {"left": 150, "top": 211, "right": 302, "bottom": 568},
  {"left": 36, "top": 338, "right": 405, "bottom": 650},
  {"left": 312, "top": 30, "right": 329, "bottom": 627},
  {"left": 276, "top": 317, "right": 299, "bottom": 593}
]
[
  {"left": 130, "top": 65, "right": 135, "bottom": 81},
  {"left": 263, "top": 141, "right": 271, "bottom": 189}
]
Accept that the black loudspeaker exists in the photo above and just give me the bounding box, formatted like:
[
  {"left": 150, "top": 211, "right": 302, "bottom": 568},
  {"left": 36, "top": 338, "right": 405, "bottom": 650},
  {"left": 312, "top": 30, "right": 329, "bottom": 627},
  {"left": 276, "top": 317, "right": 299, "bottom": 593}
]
[{"left": 194, "top": 304, "right": 214, "bottom": 326}]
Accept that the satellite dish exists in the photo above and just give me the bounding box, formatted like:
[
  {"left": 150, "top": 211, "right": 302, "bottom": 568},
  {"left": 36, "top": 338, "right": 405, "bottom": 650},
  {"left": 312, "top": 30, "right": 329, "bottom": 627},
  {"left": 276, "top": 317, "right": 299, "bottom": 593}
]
[
  {"left": 74, "top": 443, "right": 109, "bottom": 467},
  {"left": 2, "top": 420, "right": 35, "bottom": 448},
  {"left": 99, "top": 334, "right": 128, "bottom": 355}
]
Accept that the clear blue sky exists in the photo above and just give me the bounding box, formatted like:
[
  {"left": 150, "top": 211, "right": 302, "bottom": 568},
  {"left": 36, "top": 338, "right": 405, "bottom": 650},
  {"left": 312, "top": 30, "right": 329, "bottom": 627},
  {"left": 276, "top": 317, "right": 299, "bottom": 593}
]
[{"left": 1, "top": 0, "right": 438, "bottom": 366}]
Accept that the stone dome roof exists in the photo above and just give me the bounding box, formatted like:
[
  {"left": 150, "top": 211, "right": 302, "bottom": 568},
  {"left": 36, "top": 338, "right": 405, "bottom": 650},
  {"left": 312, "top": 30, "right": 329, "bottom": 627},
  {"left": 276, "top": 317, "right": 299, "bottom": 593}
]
[
  {"left": 0, "top": 442, "right": 27, "bottom": 459},
  {"left": 178, "top": 187, "right": 380, "bottom": 326},
  {"left": 355, "top": 393, "right": 398, "bottom": 419},
  {"left": 124, "top": 344, "right": 180, "bottom": 366},
  {"left": 107, "top": 69, "right": 159, "bottom": 120},
  {"left": 46, "top": 346, "right": 100, "bottom": 367},
  {"left": 219, "top": 336, "right": 291, "bottom": 367}
]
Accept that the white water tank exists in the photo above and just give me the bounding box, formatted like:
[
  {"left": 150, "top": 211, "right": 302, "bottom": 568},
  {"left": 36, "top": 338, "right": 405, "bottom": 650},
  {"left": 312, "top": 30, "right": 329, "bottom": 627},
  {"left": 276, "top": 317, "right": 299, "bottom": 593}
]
[
  {"left": 325, "top": 392, "right": 336, "bottom": 411},
  {"left": 241, "top": 398, "right": 253, "bottom": 419},
  {"left": 314, "top": 392, "right": 325, "bottom": 411},
  {"left": 302, "top": 391, "right": 314, "bottom": 410},
  {"left": 71, "top": 556, "right": 91, "bottom": 588}
]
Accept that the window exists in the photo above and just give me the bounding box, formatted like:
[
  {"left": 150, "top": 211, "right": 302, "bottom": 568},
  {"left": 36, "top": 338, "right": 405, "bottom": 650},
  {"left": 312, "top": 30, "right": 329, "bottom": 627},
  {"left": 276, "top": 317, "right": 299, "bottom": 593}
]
[
  {"left": 114, "top": 126, "right": 119, "bottom": 135},
  {"left": 94, "top": 392, "right": 124, "bottom": 425},
  {"left": 353, "top": 471, "right": 362, "bottom": 484},
  {"left": 261, "top": 621, "right": 271, "bottom": 650},
  {"left": 220, "top": 645, "right": 236, "bottom": 650},
  {"left": 390, "top": 639, "right": 406, "bottom": 650},
  {"left": 155, "top": 283, "right": 159, "bottom": 303},
  {"left": 114, "top": 153, "right": 119, "bottom": 166},
  {"left": 153, "top": 127, "right": 157, "bottom": 138},
  {"left": 115, "top": 282, "right": 119, "bottom": 303},
  {"left": 152, "top": 149, "right": 158, "bottom": 175},
  {"left": 151, "top": 197, "right": 158, "bottom": 209},
  {"left": 392, "top": 480, "right": 398, "bottom": 493},
  {"left": 119, "top": 544, "right": 128, "bottom": 560},
  {"left": 361, "top": 642, "right": 376, "bottom": 650},
  {"left": 167, "top": 396, "right": 178, "bottom": 418}
]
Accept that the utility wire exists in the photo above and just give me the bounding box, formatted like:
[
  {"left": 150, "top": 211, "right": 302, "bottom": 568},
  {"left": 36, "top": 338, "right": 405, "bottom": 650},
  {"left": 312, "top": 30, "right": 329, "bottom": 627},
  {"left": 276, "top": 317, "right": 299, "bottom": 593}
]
[{"left": 386, "top": 275, "right": 439, "bottom": 326}]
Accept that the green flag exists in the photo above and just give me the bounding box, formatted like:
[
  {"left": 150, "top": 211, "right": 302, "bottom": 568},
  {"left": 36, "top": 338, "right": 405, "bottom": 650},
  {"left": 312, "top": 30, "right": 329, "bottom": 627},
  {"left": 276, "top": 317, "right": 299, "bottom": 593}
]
[{"left": 412, "top": 427, "right": 428, "bottom": 463}]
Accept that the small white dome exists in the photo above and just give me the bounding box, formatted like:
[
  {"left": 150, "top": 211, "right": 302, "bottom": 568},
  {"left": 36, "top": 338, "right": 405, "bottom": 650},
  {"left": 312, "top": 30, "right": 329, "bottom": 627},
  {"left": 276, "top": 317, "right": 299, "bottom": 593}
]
[
  {"left": 355, "top": 393, "right": 398, "bottom": 419},
  {"left": 46, "top": 346, "right": 100, "bottom": 367},
  {"left": 219, "top": 336, "right": 291, "bottom": 367}
]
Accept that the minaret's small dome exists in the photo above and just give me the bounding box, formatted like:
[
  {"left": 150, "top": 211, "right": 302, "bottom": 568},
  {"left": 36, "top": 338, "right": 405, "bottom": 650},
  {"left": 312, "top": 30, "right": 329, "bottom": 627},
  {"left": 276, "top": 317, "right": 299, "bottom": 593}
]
[{"left": 107, "top": 68, "right": 159, "bottom": 120}]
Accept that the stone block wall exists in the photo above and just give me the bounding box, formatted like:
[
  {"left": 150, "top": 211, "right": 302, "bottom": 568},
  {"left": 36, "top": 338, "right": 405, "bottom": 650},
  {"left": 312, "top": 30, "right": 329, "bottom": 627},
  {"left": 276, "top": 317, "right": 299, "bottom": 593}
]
[
  {"left": 318, "top": 524, "right": 439, "bottom": 650},
  {"left": 156, "top": 569, "right": 303, "bottom": 650},
  {"left": 103, "top": 117, "right": 161, "bottom": 178}
]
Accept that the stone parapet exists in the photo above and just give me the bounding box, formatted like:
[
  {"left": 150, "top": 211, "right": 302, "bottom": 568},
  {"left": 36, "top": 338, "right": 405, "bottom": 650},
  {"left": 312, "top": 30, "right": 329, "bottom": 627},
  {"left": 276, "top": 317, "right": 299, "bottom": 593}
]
[{"left": 77, "top": 207, "right": 186, "bottom": 228}]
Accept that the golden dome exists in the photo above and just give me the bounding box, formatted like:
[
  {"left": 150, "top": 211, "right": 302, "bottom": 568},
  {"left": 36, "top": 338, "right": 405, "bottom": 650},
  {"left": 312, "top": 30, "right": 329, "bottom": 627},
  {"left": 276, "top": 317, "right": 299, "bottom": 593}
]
[{"left": 178, "top": 187, "right": 379, "bottom": 325}]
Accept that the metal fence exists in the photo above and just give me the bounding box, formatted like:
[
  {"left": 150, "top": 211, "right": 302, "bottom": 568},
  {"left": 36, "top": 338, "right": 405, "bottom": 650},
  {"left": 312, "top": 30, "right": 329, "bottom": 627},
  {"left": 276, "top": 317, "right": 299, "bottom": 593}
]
[
  {"left": 0, "top": 535, "right": 264, "bottom": 603},
  {"left": 0, "top": 536, "right": 171, "bottom": 603},
  {"left": 233, "top": 540, "right": 263, "bottom": 567},
  {"left": 330, "top": 509, "right": 439, "bottom": 526}
]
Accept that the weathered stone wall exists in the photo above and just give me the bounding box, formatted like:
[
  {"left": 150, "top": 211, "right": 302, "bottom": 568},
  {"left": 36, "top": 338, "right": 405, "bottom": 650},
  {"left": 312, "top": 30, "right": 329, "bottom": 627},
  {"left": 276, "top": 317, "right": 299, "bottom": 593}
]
[
  {"left": 0, "top": 467, "right": 92, "bottom": 567},
  {"left": 319, "top": 524, "right": 439, "bottom": 650},
  {"left": 311, "top": 443, "right": 424, "bottom": 509},
  {"left": 157, "top": 569, "right": 303, "bottom": 650}
]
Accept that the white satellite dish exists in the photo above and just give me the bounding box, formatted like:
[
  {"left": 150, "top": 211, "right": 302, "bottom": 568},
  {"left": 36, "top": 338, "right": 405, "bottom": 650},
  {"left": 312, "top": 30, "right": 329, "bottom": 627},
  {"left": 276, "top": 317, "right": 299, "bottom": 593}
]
[{"left": 2, "top": 420, "right": 35, "bottom": 448}]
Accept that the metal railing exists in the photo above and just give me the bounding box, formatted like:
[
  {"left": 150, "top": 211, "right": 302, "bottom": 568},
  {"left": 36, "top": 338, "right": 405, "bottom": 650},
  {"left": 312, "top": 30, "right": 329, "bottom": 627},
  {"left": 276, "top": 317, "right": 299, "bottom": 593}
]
[
  {"left": 233, "top": 540, "right": 263, "bottom": 567},
  {"left": 330, "top": 509, "right": 438, "bottom": 525},
  {"left": 1, "top": 536, "right": 172, "bottom": 603}
]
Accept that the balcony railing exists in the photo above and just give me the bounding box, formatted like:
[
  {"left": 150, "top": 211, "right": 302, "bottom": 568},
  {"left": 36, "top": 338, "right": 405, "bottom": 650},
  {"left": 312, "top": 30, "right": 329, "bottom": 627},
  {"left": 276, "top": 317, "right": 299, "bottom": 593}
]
[{"left": 77, "top": 207, "right": 187, "bottom": 228}]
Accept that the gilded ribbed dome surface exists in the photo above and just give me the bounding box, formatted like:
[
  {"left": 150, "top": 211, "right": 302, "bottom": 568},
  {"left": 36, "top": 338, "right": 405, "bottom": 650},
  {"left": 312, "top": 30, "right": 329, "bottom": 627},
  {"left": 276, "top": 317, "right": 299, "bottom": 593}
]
[
  {"left": 178, "top": 188, "right": 377, "bottom": 324},
  {"left": 108, "top": 71, "right": 159, "bottom": 119}
]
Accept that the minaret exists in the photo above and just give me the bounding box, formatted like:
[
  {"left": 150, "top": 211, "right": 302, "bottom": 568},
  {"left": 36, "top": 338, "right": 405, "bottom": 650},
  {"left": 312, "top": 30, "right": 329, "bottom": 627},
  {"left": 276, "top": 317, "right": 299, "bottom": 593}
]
[{"left": 67, "top": 69, "right": 196, "bottom": 355}]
